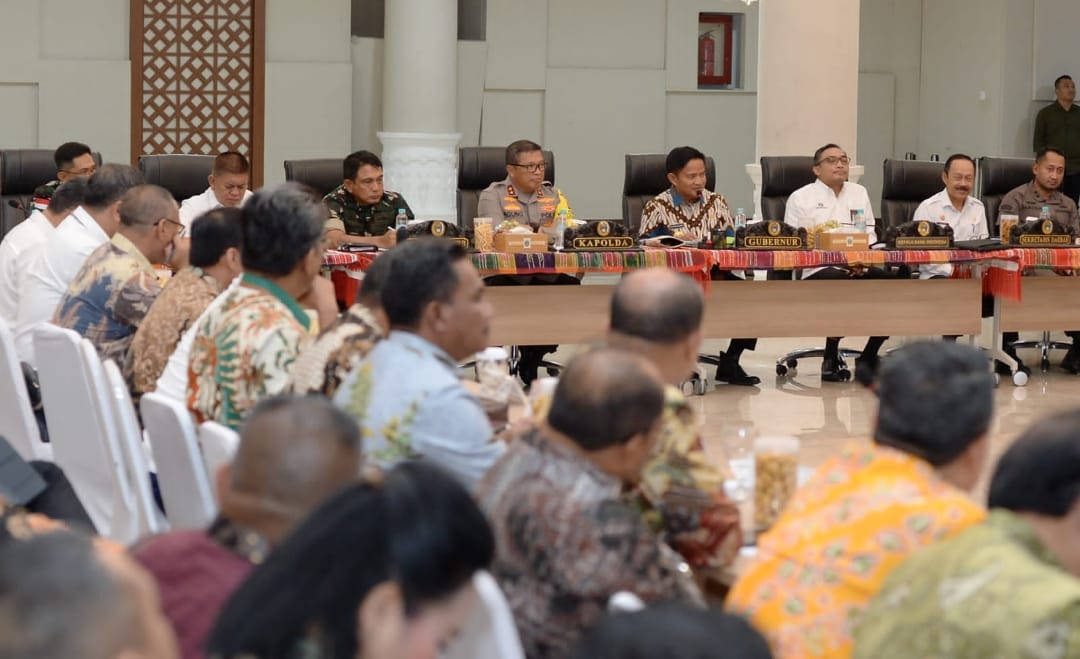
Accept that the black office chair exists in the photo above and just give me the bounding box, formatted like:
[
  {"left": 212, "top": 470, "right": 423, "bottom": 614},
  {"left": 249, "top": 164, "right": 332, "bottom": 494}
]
[
  {"left": 138, "top": 154, "right": 215, "bottom": 203},
  {"left": 457, "top": 146, "right": 559, "bottom": 381},
  {"left": 761, "top": 156, "right": 863, "bottom": 379},
  {"left": 622, "top": 153, "right": 747, "bottom": 394},
  {"left": 284, "top": 158, "right": 343, "bottom": 198},
  {"left": 880, "top": 159, "right": 947, "bottom": 234},
  {"left": 0, "top": 149, "right": 102, "bottom": 237},
  {"left": 977, "top": 155, "right": 1067, "bottom": 370},
  {"left": 759, "top": 155, "right": 815, "bottom": 222},
  {"left": 978, "top": 156, "right": 1034, "bottom": 236},
  {"left": 456, "top": 146, "right": 554, "bottom": 230},
  {"left": 621, "top": 153, "right": 716, "bottom": 235}
]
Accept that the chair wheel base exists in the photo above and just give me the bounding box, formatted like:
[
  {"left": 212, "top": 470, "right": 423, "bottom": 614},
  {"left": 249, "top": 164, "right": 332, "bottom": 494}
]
[{"left": 681, "top": 373, "right": 708, "bottom": 397}]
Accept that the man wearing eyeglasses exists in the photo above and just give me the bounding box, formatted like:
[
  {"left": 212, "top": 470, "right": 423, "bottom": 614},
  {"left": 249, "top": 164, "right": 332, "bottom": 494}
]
[
  {"left": 477, "top": 139, "right": 579, "bottom": 387},
  {"left": 54, "top": 185, "right": 184, "bottom": 390},
  {"left": 477, "top": 139, "right": 565, "bottom": 234},
  {"left": 31, "top": 142, "right": 97, "bottom": 213},
  {"left": 785, "top": 143, "right": 889, "bottom": 384},
  {"left": 324, "top": 150, "right": 414, "bottom": 249}
]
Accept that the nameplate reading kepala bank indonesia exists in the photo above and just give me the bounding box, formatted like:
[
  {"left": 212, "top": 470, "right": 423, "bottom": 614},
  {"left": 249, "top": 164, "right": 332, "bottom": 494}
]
[
  {"left": 571, "top": 236, "right": 636, "bottom": 250},
  {"left": 894, "top": 236, "right": 951, "bottom": 249}
]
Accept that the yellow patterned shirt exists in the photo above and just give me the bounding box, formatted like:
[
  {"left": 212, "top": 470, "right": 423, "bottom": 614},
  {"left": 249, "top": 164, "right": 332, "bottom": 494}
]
[{"left": 726, "top": 442, "right": 985, "bottom": 659}]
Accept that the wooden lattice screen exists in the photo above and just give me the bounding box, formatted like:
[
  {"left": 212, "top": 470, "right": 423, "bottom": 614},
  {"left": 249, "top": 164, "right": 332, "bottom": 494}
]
[{"left": 130, "top": 0, "right": 265, "bottom": 186}]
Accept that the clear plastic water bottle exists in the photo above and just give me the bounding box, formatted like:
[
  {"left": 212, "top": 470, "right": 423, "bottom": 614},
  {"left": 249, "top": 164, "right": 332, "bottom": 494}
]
[
  {"left": 1040, "top": 205, "right": 1052, "bottom": 222},
  {"left": 734, "top": 207, "right": 747, "bottom": 229},
  {"left": 554, "top": 209, "right": 567, "bottom": 250},
  {"left": 395, "top": 208, "right": 408, "bottom": 231},
  {"left": 855, "top": 208, "right": 867, "bottom": 234}
]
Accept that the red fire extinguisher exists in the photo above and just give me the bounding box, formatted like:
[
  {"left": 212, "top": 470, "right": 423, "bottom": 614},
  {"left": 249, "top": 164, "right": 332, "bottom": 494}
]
[{"left": 699, "top": 31, "right": 715, "bottom": 79}]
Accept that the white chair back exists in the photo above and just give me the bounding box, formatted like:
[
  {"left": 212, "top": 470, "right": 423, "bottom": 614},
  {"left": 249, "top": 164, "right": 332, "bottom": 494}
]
[
  {"left": 197, "top": 421, "right": 240, "bottom": 491},
  {"left": 34, "top": 325, "right": 133, "bottom": 541},
  {"left": 0, "top": 322, "right": 49, "bottom": 460},
  {"left": 141, "top": 392, "right": 216, "bottom": 529},
  {"left": 440, "top": 571, "right": 525, "bottom": 659},
  {"left": 101, "top": 359, "right": 169, "bottom": 538}
]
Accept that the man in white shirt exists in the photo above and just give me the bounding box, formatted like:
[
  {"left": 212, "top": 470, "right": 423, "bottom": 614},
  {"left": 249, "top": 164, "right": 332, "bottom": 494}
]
[
  {"left": 13, "top": 164, "right": 144, "bottom": 365},
  {"left": 784, "top": 143, "right": 890, "bottom": 383},
  {"left": 0, "top": 178, "right": 88, "bottom": 333},
  {"left": 913, "top": 154, "right": 988, "bottom": 279},
  {"left": 178, "top": 151, "right": 253, "bottom": 229}
]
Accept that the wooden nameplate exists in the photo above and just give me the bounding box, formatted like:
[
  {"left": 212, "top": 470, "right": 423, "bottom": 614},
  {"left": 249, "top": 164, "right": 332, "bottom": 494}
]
[
  {"left": 736, "top": 221, "right": 808, "bottom": 250},
  {"left": 894, "top": 236, "right": 951, "bottom": 249},
  {"left": 1009, "top": 219, "right": 1077, "bottom": 248}
]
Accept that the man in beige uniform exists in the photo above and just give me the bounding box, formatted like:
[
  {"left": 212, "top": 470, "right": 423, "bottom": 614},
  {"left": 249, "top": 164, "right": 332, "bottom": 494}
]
[
  {"left": 477, "top": 139, "right": 561, "bottom": 233},
  {"left": 476, "top": 139, "right": 577, "bottom": 386}
]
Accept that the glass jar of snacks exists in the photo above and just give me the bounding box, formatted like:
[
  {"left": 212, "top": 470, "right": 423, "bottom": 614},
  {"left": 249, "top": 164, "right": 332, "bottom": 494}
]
[{"left": 753, "top": 435, "right": 799, "bottom": 531}]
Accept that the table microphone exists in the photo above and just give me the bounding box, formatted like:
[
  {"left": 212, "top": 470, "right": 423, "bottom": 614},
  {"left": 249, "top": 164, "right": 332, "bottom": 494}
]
[{"left": 6, "top": 199, "right": 24, "bottom": 211}]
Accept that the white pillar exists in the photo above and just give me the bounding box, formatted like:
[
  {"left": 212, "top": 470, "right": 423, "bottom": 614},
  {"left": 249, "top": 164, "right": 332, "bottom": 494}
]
[
  {"left": 377, "top": 0, "right": 461, "bottom": 220},
  {"left": 746, "top": 0, "right": 861, "bottom": 220}
]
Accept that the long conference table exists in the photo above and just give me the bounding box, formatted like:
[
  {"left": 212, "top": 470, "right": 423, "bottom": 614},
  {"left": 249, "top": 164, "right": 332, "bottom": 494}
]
[{"left": 323, "top": 246, "right": 1080, "bottom": 381}]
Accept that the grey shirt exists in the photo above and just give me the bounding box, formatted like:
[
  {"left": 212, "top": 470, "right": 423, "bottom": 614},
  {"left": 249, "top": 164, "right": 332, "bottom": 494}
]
[{"left": 998, "top": 181, "right": 1080, "bottom": 233}]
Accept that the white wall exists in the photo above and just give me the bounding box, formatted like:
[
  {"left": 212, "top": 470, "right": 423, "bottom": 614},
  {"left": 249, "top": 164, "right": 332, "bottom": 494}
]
[
  {"left": 859, "top": 0, "right": 1046, "bottom": 166},
  {"left": 859, "top": 0, "right": 921, "bottom": 159},
  {"left": 0, "top": 0, "right": 130, "bottom": 162},
  {"left": 0, "top": 0, "right": 353, "bottom": 184},
  {"left": 263, "top": 0, "right": 353, "bottom": 183},
  {"left": 349, "top": 0, "right": 760, "bottom": 219}
]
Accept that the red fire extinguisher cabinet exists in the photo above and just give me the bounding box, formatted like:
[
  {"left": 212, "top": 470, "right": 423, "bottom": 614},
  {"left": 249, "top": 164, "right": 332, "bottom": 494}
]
[{"left": 698, "top": 14, "right": 734, "bottom": 87}]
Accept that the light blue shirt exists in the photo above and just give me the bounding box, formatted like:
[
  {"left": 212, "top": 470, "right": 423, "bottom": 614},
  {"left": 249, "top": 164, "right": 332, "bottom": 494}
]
[{"left": 334, "top": 330, "right": 503, "bottom": 490}]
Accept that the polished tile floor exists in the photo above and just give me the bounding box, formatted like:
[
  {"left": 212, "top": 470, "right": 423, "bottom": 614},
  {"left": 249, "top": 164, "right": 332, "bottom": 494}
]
[{"left": 550, "top": 331, "right": 1080, "bottom": 500}]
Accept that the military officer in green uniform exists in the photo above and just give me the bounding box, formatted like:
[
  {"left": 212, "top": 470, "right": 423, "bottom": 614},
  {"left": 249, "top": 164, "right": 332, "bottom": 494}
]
[
  {"left": 31, "top": 141, "right": 97, "bottom": 214},
  {"left": 323, "top": 150, "right": 414, "bottom": 249}
]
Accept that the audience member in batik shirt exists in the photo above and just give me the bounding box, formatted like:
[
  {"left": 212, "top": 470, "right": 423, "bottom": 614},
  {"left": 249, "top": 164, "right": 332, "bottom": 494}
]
[
  {"left": 478, "top": 348, "right": 703, "bottom": 659},
  {"left": 530, "top": 268, "right": 744, "bottom": 575},
  {"left": 130, "top": 207, "right": 243, "bottom": 396},
  {"left": 187, "top": 183, "right": 325, "bottom": 430},
  {"left": 288, "top": 249, "right": 394, "bottom": 399},
  {"left": 54, "top": 185, "right": 182, "bottom": 387}
]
